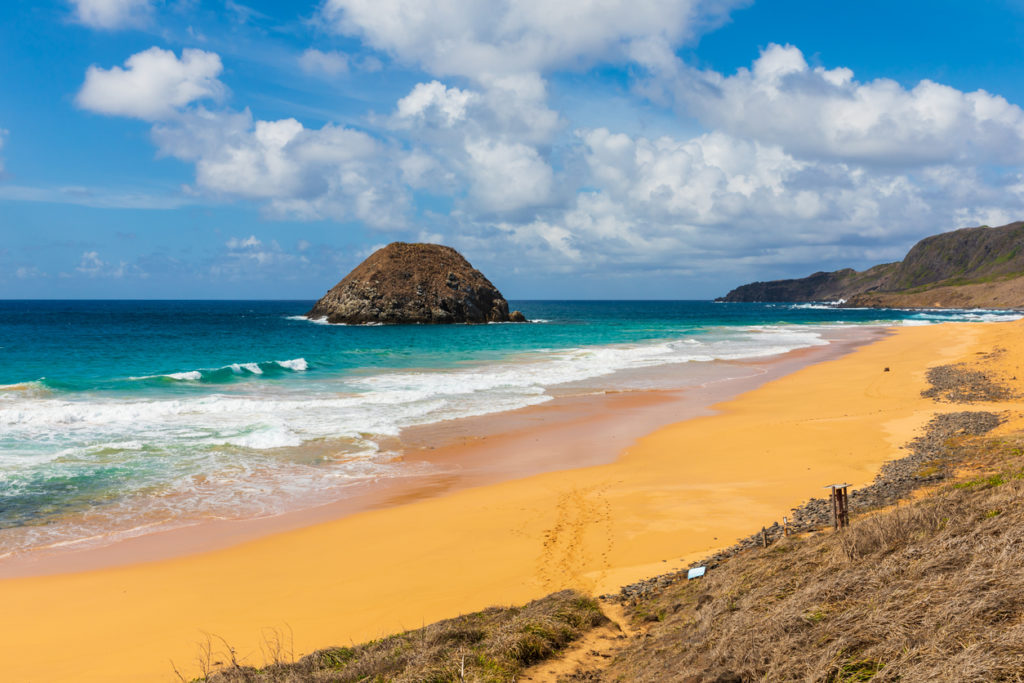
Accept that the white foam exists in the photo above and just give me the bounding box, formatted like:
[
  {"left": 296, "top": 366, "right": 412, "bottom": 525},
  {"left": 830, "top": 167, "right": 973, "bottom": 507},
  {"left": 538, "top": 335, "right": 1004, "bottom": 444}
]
[
  {"left": 129, "top": 358, "right": 308, "bottom": 382},
  {"left": 286, "top": 315, "right": 332, "bottom": 325},
  {"left": 167, "top": 370, "right": 202, "bottom": 381},
  {"left": 230, "top": 362, "right": 263, "bottom": 375},
  {"left": 276, "top": 358, "right": 308, "bottom": 371},
  {"left": 0, "top": 324, "right": 846, "bottom": 558}
]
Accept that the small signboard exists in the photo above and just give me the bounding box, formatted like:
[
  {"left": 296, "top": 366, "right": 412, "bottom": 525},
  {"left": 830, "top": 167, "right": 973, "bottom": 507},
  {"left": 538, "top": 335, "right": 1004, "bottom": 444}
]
[{"left": 687, "top": 566, "right": 706, "bottom": 580}]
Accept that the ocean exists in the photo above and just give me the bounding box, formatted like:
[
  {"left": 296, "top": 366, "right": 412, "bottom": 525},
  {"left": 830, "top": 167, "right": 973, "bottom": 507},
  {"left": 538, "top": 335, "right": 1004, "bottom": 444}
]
[{"left": 0, "top": 299, "right": 1019, "bottom": 559}]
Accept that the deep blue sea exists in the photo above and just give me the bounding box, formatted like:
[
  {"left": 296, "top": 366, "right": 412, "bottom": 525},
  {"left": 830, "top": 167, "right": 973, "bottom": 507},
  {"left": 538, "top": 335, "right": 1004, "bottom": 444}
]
[{"left": 1, "top": 300, "right": 1019, "bottom": 557}]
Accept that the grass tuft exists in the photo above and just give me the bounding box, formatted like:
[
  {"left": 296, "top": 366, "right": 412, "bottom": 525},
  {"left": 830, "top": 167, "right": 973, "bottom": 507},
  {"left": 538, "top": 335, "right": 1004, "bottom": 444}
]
[{"left": 192, "top": 590, "right": 606, "bottom": 682}]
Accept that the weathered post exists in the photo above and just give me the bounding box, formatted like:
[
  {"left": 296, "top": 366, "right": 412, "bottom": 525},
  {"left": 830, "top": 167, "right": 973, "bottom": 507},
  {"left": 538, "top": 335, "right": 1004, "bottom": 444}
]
[
  {"left": 839, "top": 486, "right": 850, "bottom": 528},
  {"left": 825, "top": 483, "right": 851, "bottom": 530},
  {"left": 783, "top": 516, "right": 789, "bottom": 537},
  {"left": 831, "top": 487, "right": 839, "bottom": 530},
  {"left": 761, "top": 526, "right": 768, "bottom": 548}
]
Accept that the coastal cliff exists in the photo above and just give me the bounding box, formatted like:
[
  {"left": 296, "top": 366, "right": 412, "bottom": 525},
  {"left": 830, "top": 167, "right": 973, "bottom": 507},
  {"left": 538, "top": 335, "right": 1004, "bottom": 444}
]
[
  {"left": 718, "top": 221, "right": 1024, "bottom": 308},
  {"left": 307, "top": 242, "right": 526, "bottom": 324}
]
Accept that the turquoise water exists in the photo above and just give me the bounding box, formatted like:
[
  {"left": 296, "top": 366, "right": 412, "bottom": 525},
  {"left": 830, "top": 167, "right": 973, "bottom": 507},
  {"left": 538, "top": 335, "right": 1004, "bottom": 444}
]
[{"left": 0, "top": 300, "right": 1019, "bottom": 556}]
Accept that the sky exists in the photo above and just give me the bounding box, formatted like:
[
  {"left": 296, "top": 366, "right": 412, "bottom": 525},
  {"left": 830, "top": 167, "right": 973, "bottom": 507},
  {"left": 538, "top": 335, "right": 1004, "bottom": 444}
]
[{"left": 3, "top": 1, "right": 1024, "bottom": 299}]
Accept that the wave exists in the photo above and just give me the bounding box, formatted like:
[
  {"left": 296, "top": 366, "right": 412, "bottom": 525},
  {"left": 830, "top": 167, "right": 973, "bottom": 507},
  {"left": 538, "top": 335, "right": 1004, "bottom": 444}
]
[
  {"left": 0, "top": 379, "right": 53, "bottom": 400},
  {"left": 788, "top": 300, "right": 845, "bottom": 309},
  {"left": 287, "top": 315, "right": 332, "bottom": 325},
  {"left": 130, "top": 358, "right": 309, "bottom": 383},
  {"left": 0, "top": 323, "right": 840, "bottom": 557}
]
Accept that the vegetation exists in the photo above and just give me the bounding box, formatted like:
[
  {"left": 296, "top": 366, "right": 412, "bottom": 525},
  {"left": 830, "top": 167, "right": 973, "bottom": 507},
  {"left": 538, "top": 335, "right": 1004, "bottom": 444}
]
[
  {"left": 595, "top": 434, "right": 1024, "bottom": 682},
  {"left": 183, "top": 590, "right": 607, "bottom": 683}
]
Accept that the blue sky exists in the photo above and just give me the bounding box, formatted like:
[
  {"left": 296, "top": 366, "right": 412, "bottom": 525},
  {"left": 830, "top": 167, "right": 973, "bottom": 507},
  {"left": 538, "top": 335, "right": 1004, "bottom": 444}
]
[{"left": 3, "top": 0, "right": 1024, "bottom": 299}]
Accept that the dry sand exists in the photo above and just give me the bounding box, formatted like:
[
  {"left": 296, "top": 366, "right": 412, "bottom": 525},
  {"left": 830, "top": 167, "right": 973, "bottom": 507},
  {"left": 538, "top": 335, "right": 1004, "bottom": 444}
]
[{"left": 0, "top": 320, "right": 1005, "bottom": 681}]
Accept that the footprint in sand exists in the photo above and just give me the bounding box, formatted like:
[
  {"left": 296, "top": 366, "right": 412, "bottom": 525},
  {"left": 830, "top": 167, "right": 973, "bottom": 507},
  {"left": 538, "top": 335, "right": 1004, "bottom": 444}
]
[{"left": 537, "top": 484, "right": 614, "bottom": 592}]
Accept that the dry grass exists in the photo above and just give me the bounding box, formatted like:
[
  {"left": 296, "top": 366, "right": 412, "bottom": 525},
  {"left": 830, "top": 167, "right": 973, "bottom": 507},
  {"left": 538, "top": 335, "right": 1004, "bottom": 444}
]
[
  {"left": 188, "top": 589, "right": 607, "bottom": 683},
  {"left": 602, "top": 435, "right": 1024, "bottom": 683}
]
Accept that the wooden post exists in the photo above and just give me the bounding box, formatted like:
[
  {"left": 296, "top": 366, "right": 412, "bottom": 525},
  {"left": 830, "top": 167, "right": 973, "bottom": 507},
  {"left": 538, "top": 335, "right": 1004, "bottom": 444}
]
[
  {"left": 840, "top": 486, "right": 850, "bottom": 528},
  {"left": 761, "top": 526, "right": 768, "bottom": 548},
  {"left": 825, "top": 483, "right": 851, "bottom": 531},
  {"left": 831, "top": 487, "right": 839, "bottom": 530},
  {"left": 783, "top": 516, "right": 789, "bottom": 537}
]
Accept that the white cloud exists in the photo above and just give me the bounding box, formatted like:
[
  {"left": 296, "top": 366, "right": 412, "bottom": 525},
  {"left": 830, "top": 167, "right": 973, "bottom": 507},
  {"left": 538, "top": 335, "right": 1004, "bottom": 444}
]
[
  {"left": 389, "top": 76, "right": 559, "bottom": 213},
  {"left": 465, "top": 139, "right": 553, "bottom": 212},
  {"left": 213, "top": 237, "right": 311, "bottom": 276},
  {"left": 298, "top": 49, "right": 349, "bottom": 77},
  {"left": 226, "top": 235, "right": 262, "bottom": 249},
  {"left": 15, "top": 266, "right": 45, "bottom": 279},
  {"left": 653, "top": 43, "right": 1024, "bottom": 166},
  {"left": 76, "top": 251, "right": 105, "bottom": 276},
  {"left": 320, "top": 0, "right": 746, "bottom": 81},
  {"left": 151, "top": 107, "right": 409, "bottom": 226},
  {"left": 77, "top": 47, "right": 225, "bottom": 121},
  {"left": 458, "top": 125, "right": 1024, "bottom": 279},
  {"left": 70, "top": 0, "right": 152, "bottom": 29},
  {"left": 0, "top": 184, "right": 189, "bottom": 209},
  {"left": 395, "top": 81, "right": 477, "bottom": 127}
]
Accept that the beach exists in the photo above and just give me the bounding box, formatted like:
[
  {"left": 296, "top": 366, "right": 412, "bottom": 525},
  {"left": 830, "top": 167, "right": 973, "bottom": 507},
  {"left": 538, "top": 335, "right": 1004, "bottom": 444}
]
[{"left": 0, "top": 318, "right": 1008, "bottom": 681}]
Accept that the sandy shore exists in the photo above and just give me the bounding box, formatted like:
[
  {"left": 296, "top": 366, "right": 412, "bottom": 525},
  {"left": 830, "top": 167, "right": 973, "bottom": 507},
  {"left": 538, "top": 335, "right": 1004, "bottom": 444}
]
[{"left": 0, "top": 321, "right": 1002, "bottom": 681}]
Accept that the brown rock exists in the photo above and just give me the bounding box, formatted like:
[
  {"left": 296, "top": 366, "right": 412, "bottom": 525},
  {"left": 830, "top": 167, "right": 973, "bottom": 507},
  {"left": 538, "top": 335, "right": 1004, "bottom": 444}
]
[
  {"left": 307, "top": 242, "right": 525, "bottom": 324},
  {"left": 509, "top": 310, "right": 527, "bottom": 323}
]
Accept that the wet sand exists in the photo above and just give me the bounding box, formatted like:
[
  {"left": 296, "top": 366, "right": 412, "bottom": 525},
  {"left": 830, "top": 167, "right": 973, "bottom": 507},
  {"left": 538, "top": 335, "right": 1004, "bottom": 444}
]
[
  {"left": 0, "top": 328, "right": 878, "bottom": 579},
  {"left": 0, "top": 321, "right": 995, "bottom": 681}
]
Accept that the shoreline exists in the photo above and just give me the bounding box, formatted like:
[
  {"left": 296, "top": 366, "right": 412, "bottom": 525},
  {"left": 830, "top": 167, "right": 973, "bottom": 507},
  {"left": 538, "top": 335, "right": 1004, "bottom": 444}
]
[
  {"left": 0, "top": 326, "right": 885, "bottom": 578},
  {"left": 0, "top": 320, "right": 992, "bottom": 682}
]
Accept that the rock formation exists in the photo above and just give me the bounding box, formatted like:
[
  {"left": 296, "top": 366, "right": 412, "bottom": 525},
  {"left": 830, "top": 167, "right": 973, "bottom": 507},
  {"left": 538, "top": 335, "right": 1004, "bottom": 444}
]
[
  {"left": 718, "top": 221, "right": 1024, "bottom": 308},
  {"left": 306, "top": 242, "right": 527, "bottom": 324}
]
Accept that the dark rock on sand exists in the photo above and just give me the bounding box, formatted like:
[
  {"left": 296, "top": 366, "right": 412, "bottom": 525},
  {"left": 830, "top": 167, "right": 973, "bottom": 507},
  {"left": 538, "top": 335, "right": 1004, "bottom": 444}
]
[
  {"left": 306, "top": 242, "right": 526, "bottom": 325},
  {"left": 921, "top": 363, "right": 1017, "bottom": 403}
]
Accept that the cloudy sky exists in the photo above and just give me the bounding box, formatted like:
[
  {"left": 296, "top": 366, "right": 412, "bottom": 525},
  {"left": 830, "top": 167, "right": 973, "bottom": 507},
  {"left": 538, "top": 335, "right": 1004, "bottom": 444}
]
[{"left": 3, "top": 0, "right": 1024, "bottom": 299}]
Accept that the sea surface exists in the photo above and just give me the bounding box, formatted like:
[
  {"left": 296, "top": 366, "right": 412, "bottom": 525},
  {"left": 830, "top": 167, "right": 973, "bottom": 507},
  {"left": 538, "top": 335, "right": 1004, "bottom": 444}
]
[{"left": 0, "top": 299, "right": 1019, "bottom": 558}]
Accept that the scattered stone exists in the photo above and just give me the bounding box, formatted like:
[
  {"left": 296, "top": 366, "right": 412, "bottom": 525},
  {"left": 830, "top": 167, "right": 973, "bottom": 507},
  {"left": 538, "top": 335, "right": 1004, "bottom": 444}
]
[{"left": 921, "top": 363, "right": 1015, "bottom": 403}]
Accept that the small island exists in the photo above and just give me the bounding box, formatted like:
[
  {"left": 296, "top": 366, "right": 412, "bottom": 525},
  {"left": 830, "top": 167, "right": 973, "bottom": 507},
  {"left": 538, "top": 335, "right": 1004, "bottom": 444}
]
[{"left": 306, "top": 242, "right": 527, "bottom": 324}]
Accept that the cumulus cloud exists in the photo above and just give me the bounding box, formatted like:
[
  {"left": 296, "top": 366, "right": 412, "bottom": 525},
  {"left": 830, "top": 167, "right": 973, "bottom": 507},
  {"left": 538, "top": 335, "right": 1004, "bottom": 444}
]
[
  {"left": 298, "top": 49, "right": 349, "bottom": 77},
  {"left": 456, "top": 125, "right": 1024, "bottom": 281},
  {"left": 77, "top": 47, "right": 225, "bottom": 121},
  {"left": 395, "top": 81, "right": 477, "bottom": 127},
  {"left": 69, "top": 0, "right": 152, "bottom": 29},
  {"left": 151, "top": 107, "right": 408, "bottom": 226},
  {"left": 16, "top": 266, "right": 46, "bottom": 279},
  {"left": 320, "top": 0, "right": 746, "bottom": 81},
  {"left": 73, "top": 250, "right": 141, "bottom": 278},
  {"left": 465, "top": 139, "right": 553, "bottom": 212},
  {"left": 389, "top": 75, "right": 560, "bottom": 213},
  {"left": 76, "top": 47, "right": 410, "bottom": 225},
  {"left": 76, "top": 250, "right": 106, "bottom": 276},
  {"left": 212, "top": 235, "right": 314, "bottom": 277},
  {"left": 652, "top": 43, "right": 1024, "bottom": 166},
  {"left": 226, "top": 235, "right": 262, "bottom": 249}
]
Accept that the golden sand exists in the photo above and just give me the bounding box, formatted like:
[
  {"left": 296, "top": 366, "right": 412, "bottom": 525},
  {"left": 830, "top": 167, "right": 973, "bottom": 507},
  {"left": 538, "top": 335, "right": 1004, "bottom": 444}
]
[{"left": 0, "top": 320, "right": 1015, "bottom": 681}]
